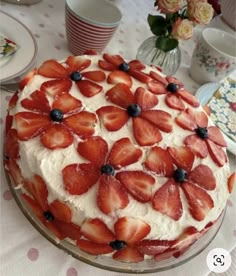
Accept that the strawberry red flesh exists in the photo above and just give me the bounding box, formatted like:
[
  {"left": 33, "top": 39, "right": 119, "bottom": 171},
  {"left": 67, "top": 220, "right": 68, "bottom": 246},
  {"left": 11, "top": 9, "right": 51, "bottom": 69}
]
[
  {"left": 77, "top": 239, "right": 114, "bottom": 255},
  {"left": 168, "top": 146, "right": 194, "bottom": 172},
  {"left": 76, "top": 79, "right": 103, "bottom": 97},
  {"left": 189, "top": 164, "right": 216, "bottom": 190},
  {"left": 38, "top": 60, "right": 68, "bottom": 78},
  {"left": 107, "top": 70, "right": 132, "bottom": 87},
  {"left": 112, "top": 247, "right": 144, "bottom": 263},
  {"left": 40, "top": 79, "right": 72, "bottom": 97}
]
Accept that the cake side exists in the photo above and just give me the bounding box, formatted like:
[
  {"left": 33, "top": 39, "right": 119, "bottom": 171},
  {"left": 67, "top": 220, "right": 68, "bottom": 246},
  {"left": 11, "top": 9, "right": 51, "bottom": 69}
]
[{"left": 4, "top": 53, "right": 232, "bottom": 262}]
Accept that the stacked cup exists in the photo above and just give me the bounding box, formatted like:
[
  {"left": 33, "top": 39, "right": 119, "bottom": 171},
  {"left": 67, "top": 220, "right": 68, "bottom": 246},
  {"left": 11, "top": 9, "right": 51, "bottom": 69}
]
[{"left": 65, "top": 0, "right": 122, "bottom": 55}]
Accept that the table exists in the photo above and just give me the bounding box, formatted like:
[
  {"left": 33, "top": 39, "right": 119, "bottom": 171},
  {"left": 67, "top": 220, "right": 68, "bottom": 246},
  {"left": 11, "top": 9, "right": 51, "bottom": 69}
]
[{"left": 0, "top": 1, "right": 235, "bottom": 275}]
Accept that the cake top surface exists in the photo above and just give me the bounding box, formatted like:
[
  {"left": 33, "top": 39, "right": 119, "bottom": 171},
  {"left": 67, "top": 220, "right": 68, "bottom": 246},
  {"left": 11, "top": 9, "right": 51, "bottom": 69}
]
[{"left": 4, "top": 53, "right": 231, "bottom": 260}]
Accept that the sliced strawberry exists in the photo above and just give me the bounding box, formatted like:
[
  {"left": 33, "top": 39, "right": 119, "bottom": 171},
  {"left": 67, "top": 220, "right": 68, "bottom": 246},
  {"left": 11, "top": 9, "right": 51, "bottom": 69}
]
[
  {"left": 141, "top": 110, "right": 172, "bottom": 132},
  {"left": 134, "top": 87, "right": 158, "bottom": 110},
  {"left": 206, "top": 139, "right": 227, "bottom": 167},
  {"left": 106, "top": 83, "right": 135, "bottom": 108},
  {"left": 5, "top": 114, "right": 13, "bottom": 135},
  {"left": 103, "top": 53, "right": 124, "bottom": 66},
  {"left": 168, "top": 146, "right": 194, "bottom": 172},
  {"left": 98, "top": 59, "right": 117, "bottom": 71},
  {"left": 144, "top": 146, "right": 174, "bottom": 177},
  {"left": 43, "top": 220, "right": 65, "bottom": 240},
  {"left": 133, "top": 117, "right": 162, "bottom": 146},
  {"left": 187, "top": 108, "right": 208, "bottom": 128},
  {"left": 181, "top": 181, "right": 214, "bottom": 221},
  {"left": 165, "top": 94, "right": 185, "bottom": 110},
  {"left": 112, "top": 247, "right": 144, "bottom": 263},
  {"left": 107, "top": 70, "right": 132, "bottom": 87},
  {"left": 77, "top": 239, "right": 114, "bottom": 255},
  {"left": 172, "top": 227, "right": 200, "bottom": 251},
  {"left": 137, "top": 239, "right": 175, "bottom": 255},
  {"left": 96, "top": 106, "right": 128, "bottom": 131},
  {"left": 64, "top": 111, "right": 97, "bottom": 137},
  {"left": 129, "top": 69, "right": 152, "bottom": 83},
  {"left": 128, "top": 59, "right": 146, "bottom": 71},
  {"left": 76, "top": 79, "right": 103, "bottom": 97},
  {"left": 82, "top": 70, "right": 106, "bottom": 82},
  {"left": 166, "top": 76, "right": 184, "bottom": 88},
  {"left": 189, "top": 164, "right": 216, "bottom": 190},
  {"left": 22, "top": 193, "right": 44, "bottom": 220},
  {"left": 147, "top": 80, "right": 167, "bottom": 94},
  {"left": 52, "top": 93, "right": 82, "bottom": 114},
  {"left": 228, "top": 172, "right": 235, "bottom": 193},
  {"left": 7, "top": 158, "right": 23, "bottom": 187},
  {"left": 8, "top": 91, "right": 19, "bottom": 109},
  {"left": 207, "top": 126, "right": 227, "bottom": 147},
  {"left": 49, "top": 200, "right": 72, "bottom": 223},
  {"left": 116, "top": 171, "right": 155, "bottom": 202},
  {"left": 38, "top": 60, "right": 68, "bottom": 78},
  {"left": 154, "top": 248, "right": 177, "bottom": 261},
  {"left": 40, "top": 124, "right": 73, "bottom": 149},
  {"left": 175, "top": 110, "right": 197, "bottom": 131},
  {"left": 52, "top": 220, "right": 81, "bottom": 241},
  {"left": 97, "top": 175, "right": 129, "bottom": 214},
  {"left": 15, "top": 112, "right": 51, "bottom": 140},
  {"left": 108, "top": 137, "right": 142, "bottom": 168},
  {"left": 149, "top": 71, "right": 168, "bottom": 85},
  {"left": 152, "top": 179, "right": 183, "bottom": 221},
  {"left": 83, "top": 49, "right": 98, "bottom": 55},
  {"left": 62, "top": 163, "right": 100, "bottom": 195},
  {"left": 19, "top": 68, "right": 37, "bottom": 90},
  {"left": 80, "top": 218, "right": 115, "bottom": 243},
  {"left": 77, "top": 136, "right": 108, "bottom": 166},
  {"left": 66, "top": 56, "right": 91, "bottom": 72},
  {"left": 184, "top": 134, "right": 208, "bottom": 158},
  {"left": 4, "top": 129, "right": 19, "bottom": 159},
  {"left": 114, "top": 217, "right": 151, "bottom": 245},
  {"left": 21, "top": 90, "right": 51, "bottom": 113},
  {"left": 40, "top": 79, "right": 72, "bottom": 97},
  {"left": 177, "top": 89, "right": 200, "bottom": 107}
]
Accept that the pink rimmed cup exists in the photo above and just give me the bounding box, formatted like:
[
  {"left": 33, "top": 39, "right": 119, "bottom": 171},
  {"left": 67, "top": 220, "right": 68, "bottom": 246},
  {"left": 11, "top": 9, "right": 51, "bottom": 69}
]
[{"left": 65, "top": 0, "right": 122, "bottom": 55}]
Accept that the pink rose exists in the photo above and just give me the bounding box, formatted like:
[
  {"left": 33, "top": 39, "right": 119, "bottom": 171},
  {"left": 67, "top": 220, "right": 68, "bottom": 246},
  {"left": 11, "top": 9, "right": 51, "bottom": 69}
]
[
  {"left": 157, "top": 0, "right": 183, "bottom": 13},
  {"left": 188, "top": 2, "right": 214, "bottom": 25},
  {"left": 172, "top": 18, "right": 193, "bottom": 40}
]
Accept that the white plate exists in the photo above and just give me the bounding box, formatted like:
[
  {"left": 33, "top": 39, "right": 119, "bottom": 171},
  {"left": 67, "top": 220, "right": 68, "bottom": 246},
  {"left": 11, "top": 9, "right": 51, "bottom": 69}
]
[
  {"left": 0, "top": 11, "right": 38, "bottom": 84},
  {"left": 196, "top": 82, "right": 236, "bottom": 155}
]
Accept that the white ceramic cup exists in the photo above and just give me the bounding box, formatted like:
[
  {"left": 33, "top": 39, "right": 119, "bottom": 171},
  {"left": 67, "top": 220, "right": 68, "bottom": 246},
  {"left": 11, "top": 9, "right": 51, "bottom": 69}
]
[
  {"left": 190, "top": 28, "right": 236, "bottom": 84},
  {"left": 65, "top": 0, "right": 122, "bottom": 55}
]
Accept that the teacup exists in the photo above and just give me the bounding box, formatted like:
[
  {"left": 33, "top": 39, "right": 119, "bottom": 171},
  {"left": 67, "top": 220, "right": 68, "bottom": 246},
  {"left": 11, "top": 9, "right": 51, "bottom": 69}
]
[
  {"left": 65, "top": 0, "right": 122, "bottom": 55},
  {"left": 190, "top": 28, "right": 236, "bottom": 84}
]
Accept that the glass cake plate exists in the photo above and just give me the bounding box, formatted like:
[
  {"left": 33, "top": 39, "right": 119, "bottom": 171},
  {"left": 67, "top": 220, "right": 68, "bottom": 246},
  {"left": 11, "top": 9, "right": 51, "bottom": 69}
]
[{"left": 5, "top": 170, "right": 226, "bottom": 274}]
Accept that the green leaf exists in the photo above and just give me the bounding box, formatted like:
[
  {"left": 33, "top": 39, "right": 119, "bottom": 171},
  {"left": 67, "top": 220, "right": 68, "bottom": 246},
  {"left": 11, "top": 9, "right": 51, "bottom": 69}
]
[
  {"left": 155, "top": 37, "right": 179, "bottom": 52},
  {"left": 147, "top": 14, "right": 167, "bottom": 36}
]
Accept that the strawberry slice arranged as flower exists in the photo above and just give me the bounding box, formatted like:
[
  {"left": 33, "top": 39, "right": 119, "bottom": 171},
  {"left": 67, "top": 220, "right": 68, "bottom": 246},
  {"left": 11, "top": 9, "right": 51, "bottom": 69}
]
[
  {"left": 175, "top": 108, "right": 227, "bottom": 166},
  {"left": 22, "top": 174, "right": 81, "bottom": 240},
  {"left": 15, "top": 90, "right": 97, "bottom": 149},
  {"left": 77, "top": 216, "right": 150, "bottom": 262},
  {"left": 96, "top": 84, "right": 172, "bottom": 146},
  {"left": 147, "top": 72, "right": 199, "bottom": 110},
  {"left": 144, "top": 146, "right": 215, "bottom": 221},
  {"left": 63, "top": 136, "right": 146, "bottom": 214},
  {"left": 38, "top": 56, "right": 105, "bottom": 98},
  {"left": 98, "top": 53, "right": 152, "bottom": 85}
]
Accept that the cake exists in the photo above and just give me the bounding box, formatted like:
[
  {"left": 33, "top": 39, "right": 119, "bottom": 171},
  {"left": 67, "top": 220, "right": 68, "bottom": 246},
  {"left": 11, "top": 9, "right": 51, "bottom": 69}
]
[{"left": 4, "top": 52, "right": 235, "bottom": 263}]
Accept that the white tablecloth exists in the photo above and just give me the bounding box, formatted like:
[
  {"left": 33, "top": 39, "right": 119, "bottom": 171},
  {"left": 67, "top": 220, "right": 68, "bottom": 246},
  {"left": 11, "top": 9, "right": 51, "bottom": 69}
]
[{"left": 0, "top": 1, "right": 235, "bottom": 275}]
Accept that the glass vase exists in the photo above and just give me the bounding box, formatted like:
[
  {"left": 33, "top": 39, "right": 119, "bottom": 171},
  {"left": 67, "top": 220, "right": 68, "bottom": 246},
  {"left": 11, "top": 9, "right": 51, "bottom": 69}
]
[{"left": 136, "top": 36, "right": 181, "bottom": 76}]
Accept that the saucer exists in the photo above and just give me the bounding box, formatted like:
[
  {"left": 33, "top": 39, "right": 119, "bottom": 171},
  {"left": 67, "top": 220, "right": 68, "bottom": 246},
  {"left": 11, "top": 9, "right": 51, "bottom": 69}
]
[{"left": 0, "top": 11, "right": 38, "bottom": 84}]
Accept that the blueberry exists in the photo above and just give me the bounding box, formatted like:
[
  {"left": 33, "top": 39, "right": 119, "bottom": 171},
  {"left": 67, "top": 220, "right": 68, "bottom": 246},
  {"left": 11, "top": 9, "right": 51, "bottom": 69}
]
[
  {"left": 50, "top": 109, "right": 64, "bottom": 122},
  {"left": 195, "top": 127, "right": 208, "bottom": 139},
  {"left": 101, "top": 164, "right": 115, "bottom": 176},
  {"left": 174, "top": 168, "right": 187, "bottom": 183},
  {"left": 43, "top": 211, "right": 54, "bottom": 221},
  {"left": 109, "top": 240, "right": 126, "bottom": 250},
  {"left": 118, "top": 62, "right": 130, "bottom": 72},
  {"left": 70, "top": 71, "right": 82, "bottom": 81},
  {"left": 127, "top": 104, "right": 141, "bottom": 117},
  {"left": 166, "top": 83, "right": 178, "bottom": 93}
]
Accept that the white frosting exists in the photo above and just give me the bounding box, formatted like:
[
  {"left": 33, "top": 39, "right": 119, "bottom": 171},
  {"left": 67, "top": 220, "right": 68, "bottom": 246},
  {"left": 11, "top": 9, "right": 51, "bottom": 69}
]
[{"left": 10, "top": 55, "right": 230, "bottom": 240}]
